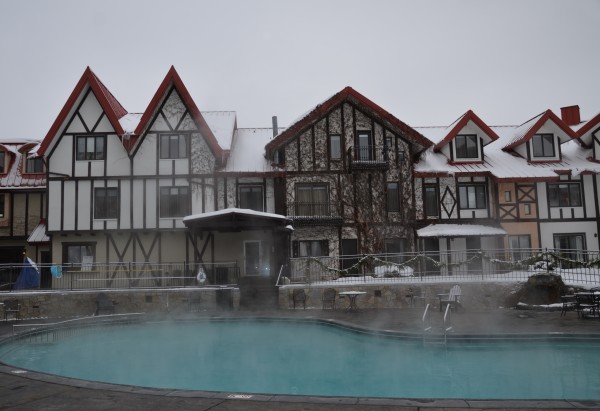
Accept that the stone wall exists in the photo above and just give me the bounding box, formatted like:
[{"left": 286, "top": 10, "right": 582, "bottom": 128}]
[
  {"left": 279, "top": 282, "right": 521, "bottom": 311},
  {"left": 0, "top": 288, "right": 240, "bottom": 320}
]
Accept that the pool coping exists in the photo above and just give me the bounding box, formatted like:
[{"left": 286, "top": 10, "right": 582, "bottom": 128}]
[{"left": 2, "top": 314, "right": 600, "bottom": 409}]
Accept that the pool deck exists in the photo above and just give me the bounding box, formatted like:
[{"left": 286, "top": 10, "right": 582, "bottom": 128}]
[{"left": 1, "top": 307, "right": 600, "bottom": 410}]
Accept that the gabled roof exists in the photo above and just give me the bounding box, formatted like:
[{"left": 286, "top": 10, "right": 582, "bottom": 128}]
[
  {"left": 575, "top": 111, "right": 600, "bottom": 140},
  {"left": 38, "top": 67, "right": 127, "bottom": 156},
  {"left": 131, "top": 66, "right": 223, "bottom": 160},
  {"left": 265, "top": 86, "right": 432, "bottom": 155},
  {"left": 503, "top": 110, "right": 577, "bottom": 151},
  {"left": 0, "top": 141, "right": 46, "bottom": 189},
  {"left": 433, "top": 110, "right": 500, "bottom": 152}
]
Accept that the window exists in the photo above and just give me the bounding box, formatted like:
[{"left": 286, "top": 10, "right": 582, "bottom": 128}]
[
  {"left": 458, "top": 185, "right": 487, "bottom": 209},
  {"left": 356, "top": 131, "right": 372, "bottom": 161},
  {"left": 295, "top": 184, "right": 329, "bottom": 216},
  {"left": 293, "top": 240, "right": 329, "bottom": 257},
  {"left": 62, "top": 243, "right": 95, "bottom": 270},
  {"left": 94, "top": 187, "right": 119, "bottom": 219},
  {"left": 0, "top": 194, "right": 4, "bottom": 218},
  {"left": 455, "top": 135, "right": 479, "bottom": 159},
  {"left": 387, "top": 182, "right": 400, "bottom": 212},
  {"left": 532, "top": 134, "right": 555, "bottom": 158},
  {"left": 160, "top": 134, "right": 187, "bottom": 159},
  {"left": 160, "top": 186, "right": 190, "bottom": 218},
  {"left": 424, "top": 185, "right": 439, "bottom": 217},
  {"left": 548, "top": 182, "right": 582, "bottom": 207},
  {"left": 329, "top": 135, "right": 341, "bottom": 160},
  {"left": 524, "top": 204, "right": 531, "bottom": 215},
  {"left": 239, "top": 185, "right": 264, "bottom": 212},
  {"left": 509, "top": 235, "right": 531, "bottom": 261},
  {"left": 0, "top": 151, "right": 5, "bottom": 173},
  {"left": 25, "top": 156, "right": 44, "bottom": 173},
  {"left": 76, "top": 136, "right": 105, "bottom": 160},
  {"left": 554, "top": 234, "right": 585, "bottom": 267},
  {"left": 385, "top": 238, "right": 407, "bottom": 263},
  {"left": 504, "top": 191, "right": 512, "bottom": 202}
]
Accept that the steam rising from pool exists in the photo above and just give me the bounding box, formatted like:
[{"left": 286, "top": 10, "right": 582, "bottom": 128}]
[{"left": 1, "top": 319, "right": 599, "bottom": 400}]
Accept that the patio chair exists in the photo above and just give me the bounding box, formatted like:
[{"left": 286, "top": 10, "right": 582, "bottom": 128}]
[
  {"left": 560, "top": 294, "right": 576, "bottom": 317},
  {"left": 3, "top": 299, "right": 21, "bottom": 321},
  {"left": 322, "top": 288, "right": 337, "bottom": 310},
  {"left": 406, "top": 287, "right": 426, "bottom": 307},
  {"left": 292, "top": 289, "right": 306, "bottom": 310},
  {"left": 575, "top": 293, "right": 597, "bottom": 318},
  {"left": 95, "top": 293, "right": 116, "bottom": 316},
  {"left": 438, "top": 285, "right": 462, "bottom": 312}
]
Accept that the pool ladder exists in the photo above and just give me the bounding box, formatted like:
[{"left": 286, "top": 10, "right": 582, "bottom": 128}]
[{"left": 422, "top": 304, "right": 453, "bottom": 347}]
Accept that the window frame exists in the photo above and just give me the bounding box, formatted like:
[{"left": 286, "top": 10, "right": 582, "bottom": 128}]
[
  {"left": 509, "top": 235, "right": 531, "bottom": 261},
  {"left": 532, "top": 133, "right": 555, "bottom": 158},
  {"left": 293, "top": 240, "right": 329, "bottom": 258},
  {"left": 159, "top": 186, "right": 190, "bottom": 218},
  {"left": 62, "top": 242, "right": 96, "bottom": 270},
  {"left": 159, "top": 133, "right": 188, "bottom": 159},
  {"left": 0, "top": 150, "right": 5, "bottom": 174},
  {"left": 458, "top": 184, "right": 487, "bottom": 210},
  {"left": 423, "top": 185, "right": 439, "bottom": 217},
  {"left": 94, "top": 187, "right": 119, "bottom": 220},
  {"left": 329, "top": 135, "right": 341, "bottom": 160},
  {"left": 0, "top": 193, "right": 5, "bottom": 219},
  {"left": 294, "top": 183, "right": 330, "bottom": 216},
  {"left": 25, "top": 156, "right": 44, "bottom": 174},
  {"left": 386, "top": 182, "right": 400, "bottom": 212},
  {"left": 76, "top": 135, "right": 106, "bottom": 161},
  {"left": 547, "top": 182, "right": 582, "bottom": 207},
  {"left": 454, "top": 134, "right": 479, "bottom": 159},
  {"left": 238, "top": 184, "right": 264, "bottom": 212}
]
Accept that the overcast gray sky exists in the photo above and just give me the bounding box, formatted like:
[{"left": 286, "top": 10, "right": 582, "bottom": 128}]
[{"left": 1, "top": 0, "right": 599, "bottom": 140}]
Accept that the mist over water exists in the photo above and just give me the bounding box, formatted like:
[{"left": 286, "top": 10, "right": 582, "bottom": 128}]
[{"left": 1, "top": 320, "right": 599, "bottom": 400}]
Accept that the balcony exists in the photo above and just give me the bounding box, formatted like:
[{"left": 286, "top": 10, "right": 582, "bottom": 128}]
[
  {"left": 287, "top": 202, "right": 344, "bottom": 225},
  {"left": 347, "top": 145, "right": 389, "bottom": 171}
]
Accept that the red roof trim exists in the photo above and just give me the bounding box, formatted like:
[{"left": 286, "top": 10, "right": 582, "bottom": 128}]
[
  {"left": 433, "top": 110, "right": 500, "bottom": 152},
  {"left": 132, "top": 66, "right": 223, "bottom": 161},
  {"left": 265, "top": 87, "right": 432, "bottom": 154},
  {"left": 503, "top": 110, "right": 577, "bottom": 151},
  {"left": 577, "top": 112, "right": 600, "bottom": 138},
  {"left": 38, "top": 67, "right": 127, "bottom": 156}
]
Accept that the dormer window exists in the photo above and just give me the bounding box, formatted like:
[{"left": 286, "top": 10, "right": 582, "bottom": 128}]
[
  {"left": 0, "top": 151, "right": 5, "bottom": 173},
  {"left": 455, "top": 134, "right": 479, "bottom": 159},
  {"left": 25, "top": 156, "right": 44, "bottom": 174},
  {"left": 532, "top": 134, "right": 555, "bottom": 158}
]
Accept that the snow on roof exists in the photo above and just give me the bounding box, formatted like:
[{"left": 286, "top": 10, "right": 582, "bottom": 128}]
[
  {"left": 201, "top": 111, "right": 236, "bottom": 150},
  {"left": 27, "top": 221, "right": 50, "bottom": 244},
  {"left": 417, "top": 224, "right": 507, "bottom": 238},
  {"left": 119, "top": 113, "right": 143, "bottom": 134},
  {"left": 222, "top": 128, "right": 282, "bottom": 173},
  {"left": 183, "top": 207, "right": 287, "bottom": 223},
  {"left": 504, "top": 112, "right": 545, "bottom": 148},
  {"left": 0, "top": 142, "right": 46, "bottom": 189},
  {"left": 415, "top": 125, "right": 600, "bottom": 180}
]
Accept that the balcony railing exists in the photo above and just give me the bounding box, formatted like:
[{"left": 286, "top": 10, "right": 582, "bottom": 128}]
[
  {"left": 287, "top": 202, "right": 343, "bottom": 225},
  {"left": 347, "top": 145, "right": 389, "bottom": 171}
]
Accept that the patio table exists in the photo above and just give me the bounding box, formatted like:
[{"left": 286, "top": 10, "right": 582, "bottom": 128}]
[{"left": 339, "top": 291, "right": 366, "bottom": 311}]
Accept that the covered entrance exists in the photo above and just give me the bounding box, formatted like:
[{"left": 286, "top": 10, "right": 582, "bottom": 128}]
[{"left": 183, "top": 208, "right": 292, "bottom": 309}]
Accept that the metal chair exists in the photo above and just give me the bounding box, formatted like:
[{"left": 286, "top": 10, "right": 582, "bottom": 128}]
[
  {"left": 322, "top": 288, "right": 337, "bottom": 310},
  {"left": 3, "top": 299, "right": 21, "bottom": 321}
]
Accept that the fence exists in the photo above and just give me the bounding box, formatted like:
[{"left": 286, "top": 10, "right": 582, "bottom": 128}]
[
  {"left": 284, "top": 248, "right": 600, "bottom": 287},
  {"left": 0, "top": 261, "right": 240, "bottom": 291}
]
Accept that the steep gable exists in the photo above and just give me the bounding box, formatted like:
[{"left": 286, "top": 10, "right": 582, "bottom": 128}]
[
  {"left": 130, "top": 66, "right": 224, "bottom": 163},
  {"left": 503, "top": 110, "right": 576, "bottom": 152},
  {"left": 433, "top": 110, "right": 499, "bottom": 152},
  {"left": 38, "top": 67, "right": 127, "bottom": 156}
]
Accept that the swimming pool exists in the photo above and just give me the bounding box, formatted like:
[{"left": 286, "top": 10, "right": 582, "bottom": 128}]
[{"left": 1, "top": 318, "right": 599, "bottom": 400}]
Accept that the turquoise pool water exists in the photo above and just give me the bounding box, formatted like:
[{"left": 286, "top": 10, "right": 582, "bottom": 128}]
[{"left": 1, "top": 320, "right": 599, "bottom": 400}]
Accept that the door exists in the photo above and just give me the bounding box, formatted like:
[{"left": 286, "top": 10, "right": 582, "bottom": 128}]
[
  {"left": 357, "top": 131, "right": 372, "bottom": 161},
  {"left": 423, "top": 238, "right": 440, "bottom": 275},
  {"left": 244, "top": 241, "right": 261, "bottom": 276},
  {"left": 466, "top": 236, "right": 482, "bottom": 273}
]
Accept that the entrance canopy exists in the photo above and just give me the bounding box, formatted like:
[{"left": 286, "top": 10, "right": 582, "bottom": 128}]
[
  {"left": 417, "top": 223, "right": 507, "bottom": 238},
  {"left": 183, "top": 208, "right": 292, "bottom": 232}
]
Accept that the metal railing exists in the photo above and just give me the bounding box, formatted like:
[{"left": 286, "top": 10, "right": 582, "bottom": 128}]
[
  {"left": 347, "top": 145, "right": 389, "bottom": 170},
  {"left": 285, "top": 248, "right": 600, "bottom": 286},
  {"left": 287, "top": 202, "right": 343, "bottom": 224},
  {"left": 0, "top": 261, "right": 240, "bottom": 291}
]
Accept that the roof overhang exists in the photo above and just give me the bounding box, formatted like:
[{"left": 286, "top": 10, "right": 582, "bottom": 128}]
[
  {"left": 417, "top": 224, "right": 507, "bottom": 238},
  {"left": 183, "top": 208, "right": 292, "bottom": 232}
]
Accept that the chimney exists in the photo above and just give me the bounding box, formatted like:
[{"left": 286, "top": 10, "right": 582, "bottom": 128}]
[
  {"left": 272, "top": 116, "right": 278, "bottom": 137},
  {"left": 560, "top": 105, "right": 581, "bottom": 126}
]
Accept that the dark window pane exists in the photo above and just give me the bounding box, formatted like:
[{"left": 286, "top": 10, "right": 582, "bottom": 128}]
[
  {"left": 0, "top": 151, "right": 5, "bottom": 173},
  {"left": 548, "top": 182, "right": 581, "bottom": 207},
  {"left": 533, "top": 134, "right": 555, "bottom": 157},
  {"left": 160, "top": 186, "right": 189, "bottom": 217},
  {"left": 424, "top": 186, "right": 438, "bottom": 217},
  {"left": 330, "top": 135, "right": 341, "bottom": 159},
  {"left": 239, "top": 185, "right": 263, "bottom": 212},
  {"left": 387, "top": 182, "right": 400, "bottom": 212}
]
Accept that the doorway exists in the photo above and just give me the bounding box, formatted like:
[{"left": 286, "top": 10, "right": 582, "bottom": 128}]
[{"left": 244, "top": 241, "right": 261, "bottom": 276}]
